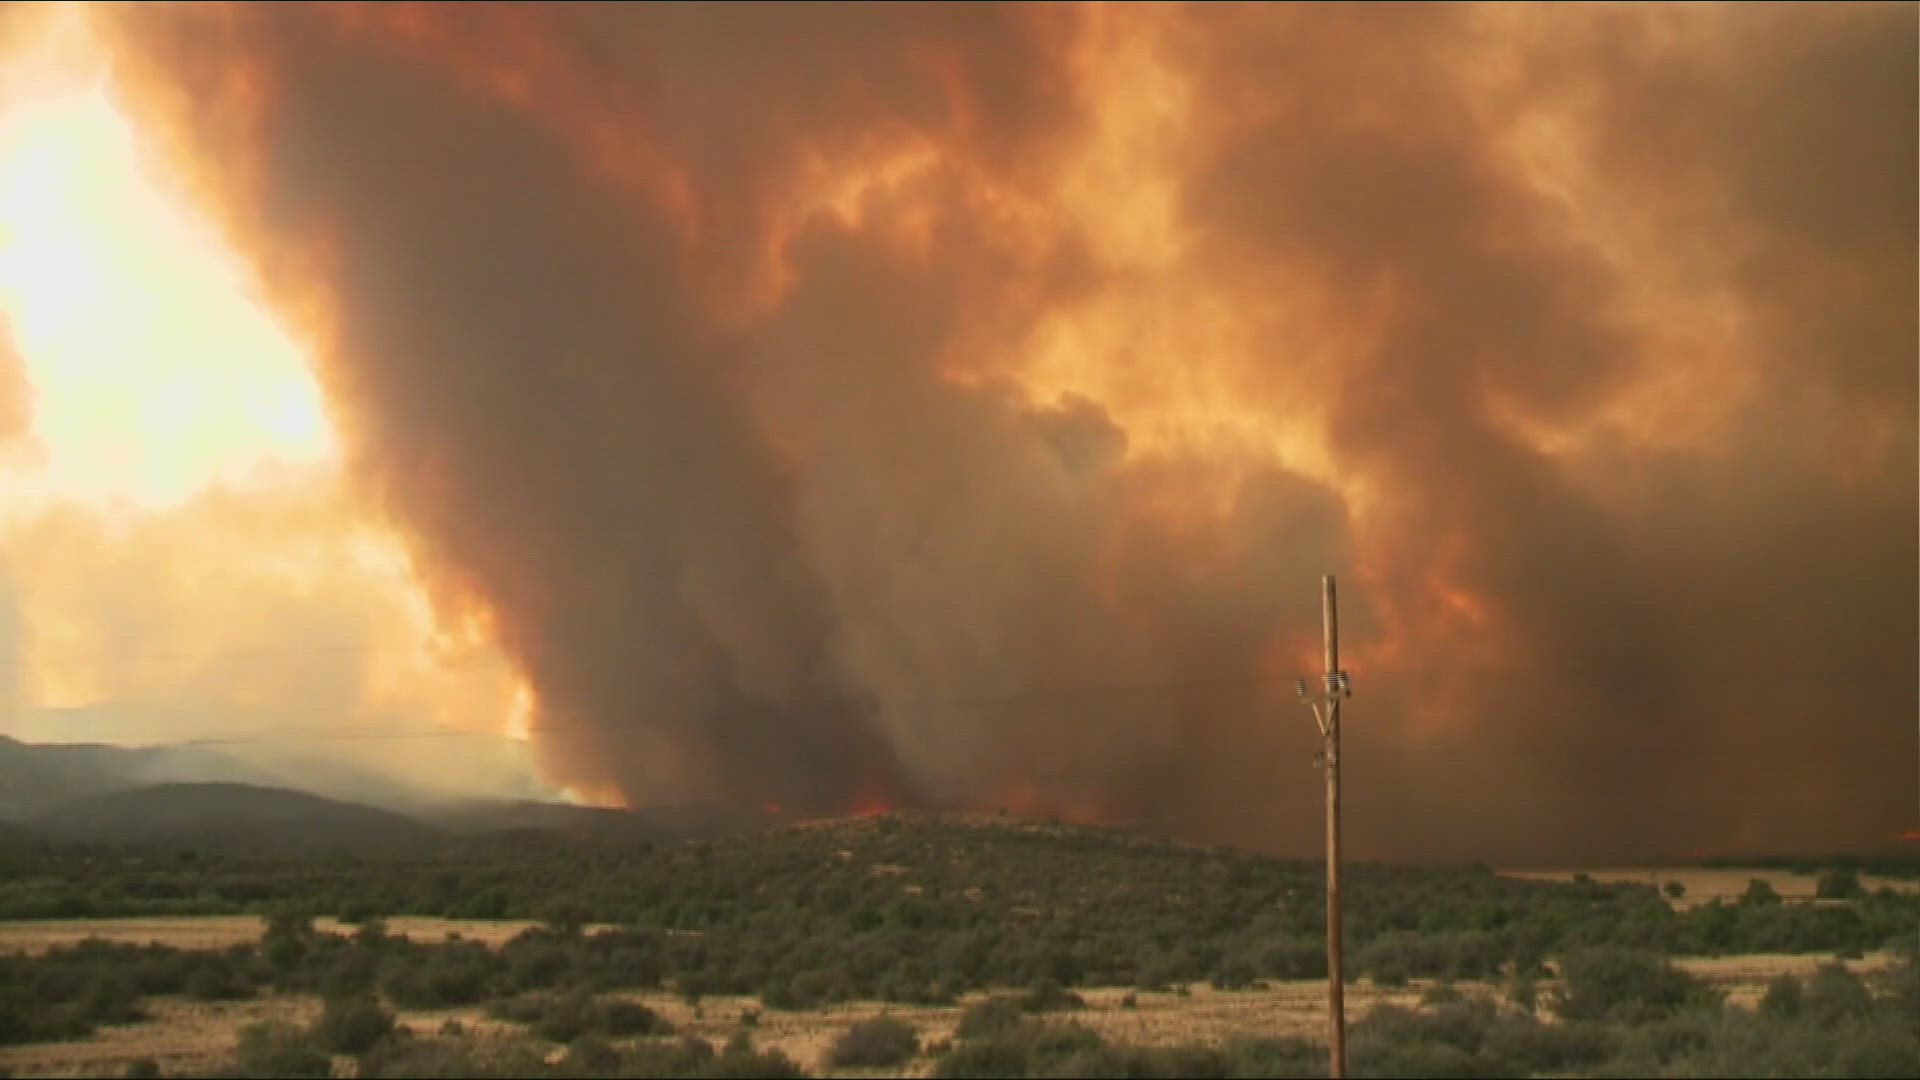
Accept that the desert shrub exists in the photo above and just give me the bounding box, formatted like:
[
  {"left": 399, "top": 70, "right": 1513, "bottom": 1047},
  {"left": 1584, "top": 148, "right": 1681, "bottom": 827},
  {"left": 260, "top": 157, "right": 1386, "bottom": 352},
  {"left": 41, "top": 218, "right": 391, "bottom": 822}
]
[
  {"left": 357, "top": 1037, "right": 549, "bottom": 1079},
  {"left": 484, "top": 994, "right": 550, "bottom": 1026},
  {"left": 312, "top": 991, "right": 397, "bottom": 1055},
  {"left": 1817, "top": 869, "right": 1867, "bottom": 900},
  {"left": 230, "top": 1022, "right": 332, "bottom": 1079},
  {"left": 381, "top": 944, "right": 497, "bottom": 1009},
  {"left": 488, "top": 991, "right": 664, "bottom": 1044},
  {"left": 695, "top": 1035, "right": 810, "bottom": 1080},
  {"left": 598, "top": 998, "right": 664, "bottom": 1037},
  {"left": 1348, "top": 998, "right": 1604, "bottom": 1079},
  {"left": 827, "top": 1014, "right": 920, "bottom": 1069},
  {"left": 1504, "top": 968, "right": 1538, "bottom": 1015},
  {"left": 123, "top": 1059, "right": 162, "bottom": 1079},
  {"left": 955, "top": 995, "right": 1025, "bottom": 1039},
  {"left": 1801, "top": 962, "right": 1875, "bottom": 1023},
  {"left": 1664, "top": 881, "right": 1687, "bottom": 900},
  {"left": 1760, "top": 972, "right": 1805, "bottom": 1019},
  {"left": 1829, "top": 1015, "right": 1920, "bottom": 1079},
  {"left": 1482, "top": 1017, "right": 1615, "bottom": 1075},
  {"left": 337, "top": 902, "right": 380, "bottom": 925},
  {"left": 553, "top": 1036, "right": 622, "bottom": 1078},
  {"left": 1351, "top": 1040, "right": 1520, "bottom": 1079},
  {"left": 1741, "top": 879, "right": 1783, "bottom": 906},
  {"left": 1878, "top": 937, "right": 1920, "bottom": 1018},
  {"left": 1216, "top": 1038, "right": 1327, "bottom": 1077},
  {"left": 622, "top": 1035, "right": 718, "bottom": 1077},
  {"left": 1551, "top": 949, "right": 1705, "bottom": 1023},
  {"left": 933, "top": 1021, "right": 1105, "bottom": 1078},
  {"left": 187, "top": 959, "right": 251, "bottom": 1002},
  {"left": 1210, "top": 957, "right": 1261, "bottom": 992},
  {"left": 1253, "top": 936, "right": 1326, "bottom": 982},
  {"left": 533, "top": 995, "right": 594, "bottom": 1044},
  {"left": 0, "top": 976, "right": 91, "bottom": 1045},
  {"left": 1018, "top": 980, "right": 1086, "bottom": 1013}
]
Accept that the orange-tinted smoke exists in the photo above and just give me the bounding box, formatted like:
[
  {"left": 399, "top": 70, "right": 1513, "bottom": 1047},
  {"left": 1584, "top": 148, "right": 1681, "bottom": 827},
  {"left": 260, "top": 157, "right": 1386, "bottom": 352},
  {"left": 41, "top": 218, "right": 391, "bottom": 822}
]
[{"left": 94, "top": 2, "right": 1916, "bottom": 859}]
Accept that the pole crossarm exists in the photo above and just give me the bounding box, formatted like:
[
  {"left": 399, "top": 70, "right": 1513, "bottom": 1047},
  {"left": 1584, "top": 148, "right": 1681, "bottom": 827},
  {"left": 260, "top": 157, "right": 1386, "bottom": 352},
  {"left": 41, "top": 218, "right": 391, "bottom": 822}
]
[{"left": 1295, "top": 673, "right": 1351, "bottom": 738}]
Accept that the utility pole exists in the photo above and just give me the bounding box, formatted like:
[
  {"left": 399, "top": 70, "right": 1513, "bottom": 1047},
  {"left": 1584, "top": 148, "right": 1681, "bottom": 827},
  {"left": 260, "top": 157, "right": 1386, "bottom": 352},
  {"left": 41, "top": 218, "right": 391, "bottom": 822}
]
[{"left": 1298, "top": 575, "right": 1351, "bottom": 1079}]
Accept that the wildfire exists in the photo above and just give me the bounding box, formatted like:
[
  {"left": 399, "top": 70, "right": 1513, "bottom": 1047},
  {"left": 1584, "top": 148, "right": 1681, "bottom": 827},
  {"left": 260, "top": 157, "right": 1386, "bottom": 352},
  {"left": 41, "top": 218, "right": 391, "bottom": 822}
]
[
  {"left": 0, "top": 3, "right": 522, "bottom": 788},
  {"left": 4, "top": 1, "right": 1904, "bottom": 857}
]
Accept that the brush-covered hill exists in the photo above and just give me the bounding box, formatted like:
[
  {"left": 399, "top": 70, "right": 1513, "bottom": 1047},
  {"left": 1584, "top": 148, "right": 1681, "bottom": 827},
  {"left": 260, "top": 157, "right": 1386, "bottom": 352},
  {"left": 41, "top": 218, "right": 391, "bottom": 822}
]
[
  {"left": 3, "top": 808, "right": 1918, "bottom": 987},
  {"left": 33, "top": 782, "right": 441, "bottom": 853}
]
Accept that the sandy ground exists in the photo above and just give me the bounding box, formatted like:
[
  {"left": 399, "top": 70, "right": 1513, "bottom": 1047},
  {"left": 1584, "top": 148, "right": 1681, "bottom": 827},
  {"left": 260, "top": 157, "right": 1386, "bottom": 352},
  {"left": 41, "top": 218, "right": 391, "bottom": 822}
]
[{"left": 1499, "top": 867, "right": 1918, "bottom": 909}]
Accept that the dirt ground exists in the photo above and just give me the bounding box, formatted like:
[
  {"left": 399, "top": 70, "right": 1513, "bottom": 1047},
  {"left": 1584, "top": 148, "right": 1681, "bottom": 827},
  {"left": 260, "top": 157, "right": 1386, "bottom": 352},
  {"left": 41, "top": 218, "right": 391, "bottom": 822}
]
[{"left": 1499, "top": 867, "right": 1918, "bottom": 909}]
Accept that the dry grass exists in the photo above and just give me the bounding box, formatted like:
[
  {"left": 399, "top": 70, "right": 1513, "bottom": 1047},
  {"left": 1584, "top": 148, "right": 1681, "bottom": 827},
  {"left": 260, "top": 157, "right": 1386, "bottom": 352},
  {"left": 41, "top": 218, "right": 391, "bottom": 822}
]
[
  {"left": 625, "top": 981, "right": 1432, "bottom": 1077},
  {"left": 1673, "top": 951, "right": 1896, "bottom": 1010},
  {"left": 0, "top": 994, "right": 320, "bottom": 1079},
  {"left": 0, "top": 916, "right": 606, "bottom": 956},
  {"left": 0, "top": 950, "right": 1900, "bottom": 1077},
  {"left": 1499, "top": 867, "right": 1918, "bottom": 909},
  {"left": 0, "top": 980, "right": 1414, "bottom": 1079}
]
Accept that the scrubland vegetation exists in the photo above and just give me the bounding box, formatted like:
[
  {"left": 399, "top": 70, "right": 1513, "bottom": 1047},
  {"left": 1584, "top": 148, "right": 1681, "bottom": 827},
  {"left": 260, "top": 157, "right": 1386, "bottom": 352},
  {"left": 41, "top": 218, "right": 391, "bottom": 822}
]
[{"left": 1, "top": 814, "right": 1915, "bottom": 1076}]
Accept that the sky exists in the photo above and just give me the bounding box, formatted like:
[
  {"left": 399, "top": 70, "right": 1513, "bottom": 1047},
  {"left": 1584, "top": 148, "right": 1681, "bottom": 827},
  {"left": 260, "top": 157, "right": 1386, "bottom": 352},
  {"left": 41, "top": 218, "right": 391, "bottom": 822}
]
[{"left": 0, "top": 1, "right": 1912, "bottom": 861}]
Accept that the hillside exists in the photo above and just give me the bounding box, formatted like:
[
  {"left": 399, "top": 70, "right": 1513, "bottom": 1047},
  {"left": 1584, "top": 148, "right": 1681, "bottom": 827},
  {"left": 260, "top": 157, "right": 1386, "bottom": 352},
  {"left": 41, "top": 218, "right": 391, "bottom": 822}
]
[
  {"left": 6, "top": 808, "right": 1914, "bottom": 960},
  {"left": 34, "top": 782, "right": 440, "bottom": 852},
  {"left": 0, "top": 735, "right": 284, "bottom": 823}
]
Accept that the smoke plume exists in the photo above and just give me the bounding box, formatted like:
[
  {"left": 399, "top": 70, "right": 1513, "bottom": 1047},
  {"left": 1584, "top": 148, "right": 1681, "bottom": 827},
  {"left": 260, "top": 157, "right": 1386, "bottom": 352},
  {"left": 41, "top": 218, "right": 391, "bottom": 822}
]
[{"left": 96, "top": 1, "right": 1916, "bottom": 860}]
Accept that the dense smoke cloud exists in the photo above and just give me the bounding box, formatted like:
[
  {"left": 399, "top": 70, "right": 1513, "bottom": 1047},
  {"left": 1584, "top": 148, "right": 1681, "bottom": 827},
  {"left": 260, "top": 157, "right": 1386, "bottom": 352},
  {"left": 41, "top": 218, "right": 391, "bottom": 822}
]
[{"left": 98, "top": 1, "right": 1915, "bottom": 860}]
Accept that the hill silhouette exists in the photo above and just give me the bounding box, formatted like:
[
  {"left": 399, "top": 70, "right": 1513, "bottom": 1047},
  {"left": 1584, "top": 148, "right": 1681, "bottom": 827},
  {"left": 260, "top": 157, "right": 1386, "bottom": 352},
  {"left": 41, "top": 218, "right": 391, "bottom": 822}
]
[
  {"left": 35, "top": 782, "right": 440, "bottom": 852},
  {"left": 0, "top": 735, "right": 284, "bottom": 823}
]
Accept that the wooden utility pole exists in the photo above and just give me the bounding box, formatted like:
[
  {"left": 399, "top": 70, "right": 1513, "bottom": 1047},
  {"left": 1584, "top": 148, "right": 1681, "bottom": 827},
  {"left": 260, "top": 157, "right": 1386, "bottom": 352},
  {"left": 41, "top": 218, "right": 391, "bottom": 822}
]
[{"left": 1298, "top": 575, "right": 1351, "bottom": 1079}]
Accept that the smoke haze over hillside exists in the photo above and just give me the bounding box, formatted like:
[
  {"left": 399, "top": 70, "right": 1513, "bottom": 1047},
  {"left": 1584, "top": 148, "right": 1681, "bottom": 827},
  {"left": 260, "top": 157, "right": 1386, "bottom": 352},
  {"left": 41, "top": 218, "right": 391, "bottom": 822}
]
[{"left": 1, "top": 2, "right": 1910, "bottom": 861}]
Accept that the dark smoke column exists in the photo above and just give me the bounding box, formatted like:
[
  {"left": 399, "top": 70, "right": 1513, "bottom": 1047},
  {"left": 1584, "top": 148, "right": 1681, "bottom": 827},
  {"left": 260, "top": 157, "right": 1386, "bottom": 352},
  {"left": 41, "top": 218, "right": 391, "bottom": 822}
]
[{"left": 99, "top": 2, "right": 912, "bottom": 812}]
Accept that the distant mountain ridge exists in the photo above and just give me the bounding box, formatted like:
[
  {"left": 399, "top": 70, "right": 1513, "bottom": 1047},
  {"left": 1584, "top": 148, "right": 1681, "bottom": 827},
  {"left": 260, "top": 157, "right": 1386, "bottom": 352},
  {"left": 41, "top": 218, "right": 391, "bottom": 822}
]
[
  {"left": 35, "top": 781, "right": 438, "bottom": 845},
  {"left": 0, "top": 734, "right": 287, "bottom": 823}
]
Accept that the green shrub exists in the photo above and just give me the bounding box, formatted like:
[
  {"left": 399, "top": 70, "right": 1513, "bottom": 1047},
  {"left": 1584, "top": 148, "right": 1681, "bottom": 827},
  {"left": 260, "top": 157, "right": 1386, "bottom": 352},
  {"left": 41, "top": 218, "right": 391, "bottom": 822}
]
[
  {"left": 532, "top": 996, "right": 593, "bottom": 1045},
  {"left": 1483, "top": 1018, "right": 1615, "bottom": 1075},
  {"left": 1801, "top": 962, "right": 1874, "bottom": 1023},
  {"left": 933, "top": 1021, "right": 1105, "bottom": 1078},
  {"left": 1759, "top": 973, "right": 1804, "bottom": 1019},
  {"left": 701, "top": 1043, "right": 810, "bottom": 1079},
  {"left": 1221, "top": 1037, "right": 1327, "bottom": 1077},
  {"left": 1830, "top": 1016, "right": 1920, "bottom": 1078},
  {"left": 1817, "top": 869, "right": 1866, "bottom": 900},
  {"left": 188, "top": 961, "right": 251, "bottom": 1002},
  {"left": 955, "top": 996, "right": 1024, "bottom": 1040},
  {"left": 312, "top": 992, "right": 397, "bottom": 1055},
  {"left": 554, "top": 1036, "right": 621, "bottom": 1078},
  {"left": 597, "top": 998, "right": 663, "bottom": 1037},
  {"left": 1551, "top": 950, "right": 1706, "bottom": 1024},
  {"left": 827, "top": 1014, "right": 920, "bottom": 1069},
  {"left": 1018, "top": 981, "right": 1086, "bottom": 1014},
  {"left": 123, "top": 1059, "right": 163, "bottom": 1079},
  {"left": 620, "top": 1036, "right": 717, "bottom": 1077},
  {"left": 232, "top": 1022, "right": 332, "bottom": 1079},
  {"left": 357, "top": 1037, "right": 549, "bottom": 1078}
]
